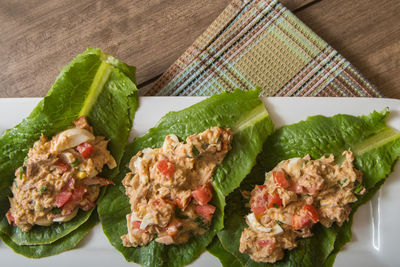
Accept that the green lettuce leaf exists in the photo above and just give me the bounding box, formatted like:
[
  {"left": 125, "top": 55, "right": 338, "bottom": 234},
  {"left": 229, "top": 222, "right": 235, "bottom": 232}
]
[
  {"left": 208, "top": 237, "right": 242, "bottom": 267},
  {"left": 0, "top": 212, "right": 99, "bottom": 258},
  {"left": 216, "top": 109, "right": 400, "bottom": 267},
  {"left": 0, "top": 48, "right": 138, "bottom": 252},
  {"left": 98, "top": 89, "right": 274, "bottom": 267}
]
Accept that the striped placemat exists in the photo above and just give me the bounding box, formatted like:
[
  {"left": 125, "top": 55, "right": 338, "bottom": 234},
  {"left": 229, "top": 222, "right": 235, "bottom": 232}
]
[{"left": 143, "top": 0, "right": 383, "bottom": 97}]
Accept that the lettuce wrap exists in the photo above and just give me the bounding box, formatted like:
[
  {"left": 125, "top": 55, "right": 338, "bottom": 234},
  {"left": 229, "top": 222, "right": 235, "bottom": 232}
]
[
  {"left": 0, "top": 48, "right": 138, "bottom": 257},
  {"left": 97, "top": 89, "right": 275, "bottom": 267},
  {"left": 212, "top": 109, "right": 400, "bottom": 266}
]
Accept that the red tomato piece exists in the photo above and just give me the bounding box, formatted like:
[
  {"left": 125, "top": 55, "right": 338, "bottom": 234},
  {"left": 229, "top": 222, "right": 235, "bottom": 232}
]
[
  {"left": 128, "top": 218, "right": 146, "bottom": 233},
  {"left": 272, "top": 171, "right": 290, "bottom": 189},
  {"left": 54, "top": 158, "right": 70, "bottom": 173},
  {"left": 62, "top": 187, "right": 87, "bottom": 213},
  {"left": 192, "top": 183, "right": 213, "bottom": 205},
  {"left": 132, "top": 220, "right": 142, "bottom": 229},
  {"left": 257, "top": 239, "right": 276, "bottom": 249},
  {"left": 166, "top": 219, "right": 183, "bottom": 237},
  {"left": 267, "top": 193, "right": 282, "bottom": 209},
  {"left": 303, "top": 204, "right": 319, "bottom": 223},
  {"left": 291, "top": 214, "right": 311, "bottom": 230},
  {"left": 195, "top": 204, "right": 216, "bottom": 222},
  {"left": 157, "top": 159, "right": 175, "bottom": 179},
  {"left": 289, "top": 182, "right": 304, "bottom": 194},
  {"left": 251, "top": 194, "right": 268, "bottom": 216},
  {"left": 76, "top": 142, "right": 94, "bottom": 159},
  {"left": 6, "top": 210, "right": 14, "bottom": 224},
  {"left": 256, "top": 185, "right": 266, "bottom": 192},
  {"left": 55, "top": 190, "right": 72, "bottom": 208}
]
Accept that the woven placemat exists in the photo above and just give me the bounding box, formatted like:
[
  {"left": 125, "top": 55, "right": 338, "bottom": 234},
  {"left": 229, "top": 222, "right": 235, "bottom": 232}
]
[{"left": 143, "top": 0, "right": 383, "bottom": 97}]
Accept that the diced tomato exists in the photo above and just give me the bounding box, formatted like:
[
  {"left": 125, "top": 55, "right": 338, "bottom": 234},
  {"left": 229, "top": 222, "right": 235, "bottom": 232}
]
[
  {"left": 192, "top": 183, "right": 213, "bottom": 205},
  {"left": 55, "top": 189, "right": 72, "bottom": 208},
  {"left": 166, "top": 219, "right": 183, "bottom": 237},
  {"left": 272, "top": 171, "right": 290, "bottom": 189},
  {"left": 289, "top": 182, "right": 304, "bottom": 194},
  {"left": 291, "top": 214, "right": 311, "bottom": 230},
  {"left": 132, "top": 220, "right": 142, "bottom": 229},
  {"left": 76, "top": 142, "right": 94, "bottom": 159},
  {"left": 129, "top": 219, "right": 147, "bottom": 233},
  {"left": 195, "top": 204, "right": 216, "bottom": 223},
  {"left": 303, "top": 204, "right": 319, "bottom": 223},
  {"left": 83, "top": 177, "right": 115, "bottom": 186},
  {"left": 6, "top": 210, "right": 14, "bottom": 225},
  {"left": 175, "top": 197, "right": 191, "bottom": 210},
  {"left": 62, "top": 187, "right": 87, "bottom": 213},
  {"left": 157, "top": 159, "right": 175, "bottom": 179},
  {"left": 251, "top": 194, "right": 268, "bottom": 216},
  {"left": 54, "top": 158, "right": 70, "bottom": 173},
  {"left": 257, "top": 239, "right": 276, "bottom": 249},
  {"left": 256, "top": 185, "right": 266, "bottom": 192},
  {"left": 267, "top": 193, "right": 282, "bottom": 209}
]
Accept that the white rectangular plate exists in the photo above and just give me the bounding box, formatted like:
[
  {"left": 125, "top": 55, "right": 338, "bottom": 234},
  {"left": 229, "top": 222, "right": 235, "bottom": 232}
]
[{"left": 0, "top": 97, "right": 399, "bottom": 267}]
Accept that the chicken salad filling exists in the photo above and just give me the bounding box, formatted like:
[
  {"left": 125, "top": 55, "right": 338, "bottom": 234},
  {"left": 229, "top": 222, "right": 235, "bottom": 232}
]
[
  {"left": 239, "top": 151, "right": 365, "bottom": 263},
  {"left": 6, "top": 117, "right": 116, "bottom": 232},
  {"left": 121, "top": 127, "right": 233, "bottom": 247}
]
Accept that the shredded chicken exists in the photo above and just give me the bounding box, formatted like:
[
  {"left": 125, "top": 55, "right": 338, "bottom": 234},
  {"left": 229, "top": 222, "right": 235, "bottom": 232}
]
[
  {"left": 239, "top": 151, "right": 365, "bottom": 263},
  {"left": 121, "top": 127, "right": 233, "bottom": 247},
  {"left": 6, "top": 117, "right": 116, "bottom": 231}
]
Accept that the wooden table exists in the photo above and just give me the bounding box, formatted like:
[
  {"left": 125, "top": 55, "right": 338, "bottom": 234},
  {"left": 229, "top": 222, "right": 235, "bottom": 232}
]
[{"left": 0, "top": 0, "right": 399, "bottom": 98}]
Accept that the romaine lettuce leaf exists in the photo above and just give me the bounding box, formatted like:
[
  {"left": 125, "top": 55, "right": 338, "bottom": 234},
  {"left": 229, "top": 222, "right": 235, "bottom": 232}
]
[
  {"left": 208, "top": 236, "right": 242, "bottom": 267},
  {"left": 0, "top": 48, "right": 138, "bottom": 253},
  {"left": 98, "top": 89, "right": 274, "bottom": 267},
  {"left": 216, "top": 110, "right": 400, "bottom": 267},
  {"left": 0, "top": 212, "right": 99, "bottom": 258}
]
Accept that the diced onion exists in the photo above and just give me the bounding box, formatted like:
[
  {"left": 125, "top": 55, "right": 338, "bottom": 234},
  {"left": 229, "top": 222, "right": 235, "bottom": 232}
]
[
  {"left": 51, "top": 128, "right": 94, "bottom": 153},
  {"left": 288, "top": 158, "right": 303, "bottom": 172},
  {"left": 140, "top": 213, "right": 155, "bottom": 230},
  {"left": 246, "top": 213, "right": 283, "bottom": 235},
  {"left": 134, "top": 157, "right": 149, "bottom": 183},
  {"left": 52, "top": 208, "right": 78, "bottom": 222}
]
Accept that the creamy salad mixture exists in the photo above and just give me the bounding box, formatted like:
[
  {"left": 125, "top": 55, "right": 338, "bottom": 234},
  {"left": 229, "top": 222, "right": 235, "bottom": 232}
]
[
  {"left": 239, "top": 151, "right": 365, "bottom": 263},
  {"left": 6, "top": 117, "right": 116, "bottom": 231},
  {"left": 121, "top": 127, "right": 232, "bottom": 247}
]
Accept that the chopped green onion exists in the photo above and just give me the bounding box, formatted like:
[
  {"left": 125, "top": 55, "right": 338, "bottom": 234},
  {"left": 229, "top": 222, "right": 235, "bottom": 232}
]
[
  {"left": 175, "top": 208, "right": 189, "bottom": 219},
  {"left": 354, "top": 181, "right": 364, "bottom": 194},
  {"left": 39, "top": 186, "right": 47, "bottom": 194},
  {"left": 338, "top": 178, "right": 348, "bottom": 188},
  {"left": 51, "top": 208, "right": 62, "bottom": 215},
  {"left": 304, "top": 160, "right": 309, "bottom": 165},
  {"left": 276, "top": 220, "right": 282, "bottom": 226},
  {"left": 192, "top": 146, "right": 200, "bottom": 157},
  {"left": 273, "top": 203, "right": 278, "bottom": 208},
  {"left": 71, "top": 158, "right": 80, "bottom": 168},
  {"left": 194, "top": 217, "right": 208, "bottom": 229},
  {"left": 19, "top": 167, "right": 24, "bottom": 180}
]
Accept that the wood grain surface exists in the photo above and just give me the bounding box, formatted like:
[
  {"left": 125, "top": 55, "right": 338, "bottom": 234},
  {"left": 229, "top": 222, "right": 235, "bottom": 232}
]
[{"left": 0, "top": 0, "right": 398, "bottom": 98}]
